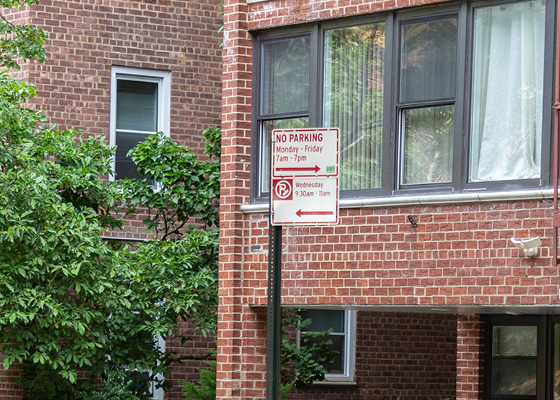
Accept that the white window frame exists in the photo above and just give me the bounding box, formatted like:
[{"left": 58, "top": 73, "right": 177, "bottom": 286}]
[
  {"left": 150, "top": 336, "right": 165, "bottom": 400},
  {"left": 109, "top": 66, "right": 171, "bottom": 180},
  {"left": 120, "top": 335, "right": 165, "bottom": 399},
  {"left": 297, "top": 309, "right": 356, "bottom": 382}
]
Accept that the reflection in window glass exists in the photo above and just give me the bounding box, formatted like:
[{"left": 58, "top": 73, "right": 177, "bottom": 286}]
[
  {"left": 400, "top": 18, "right": 457, "bottom": 103},
  {"left": 469, "top": 0, "right": 545, "bottom": 182},
  {"left": 115, "top": 78, "right": 160, "bottom": 181},
  {"left": 493, "top": 326, "right": 538, "bottom": 357},
  {"left": 491, "top": 359, "right": 537, "bottom": 395},
  {"left": 116, "top": 132, "right": 151, "bottom": 181},
  {"left": 492, "top": 325, "right": 538, "bottom": 396},
  {"left": 301, "top": 310, "right": 345, "bottom": 374},
  {"left": 303, "top": 309, "right": 344, "bottom": 333},
  {"left": 261, "top": 37, "right": 310, "bottom": 115},
  {"left": 117, "top": 80, "right": 158, "bottom": 132},
  {"left": 402, "top": 105, "right": 454, "bottom": 185},
  {"left": 324, "top": 24, "right": 385, "bottom": 191},
  {"left": 260, "top": 118, "right": 309, "bottom": 193},
  {"left": 555, "top": 324, "right": 560, "bottom": 400}
]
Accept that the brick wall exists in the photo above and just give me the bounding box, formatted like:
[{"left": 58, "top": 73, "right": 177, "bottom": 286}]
[
  {"left": 456, "top": 316, "right": 484, "bottom": 400},
  {"left": 0, "top": 364, "right": 23, "bottom": 399},
  {"left": 290, "top": 312, "right": 457, "bottom": 400},
  {"left": 165, "top": 320, "right": 217, "bottom": 399},
  {"left": 242, "top": 201, "right": 557, "bottom": 307},
  {"left": 218, "top": 0, "right": 253, "bottom": 395},
  {"left": 2, "top": 0, "right": 223, "bottom": 397},
  {"left": 247, "top": 0, "right": 452, "bottom": 30},
  {"left": 23, "top": 0, "right": 222, "bottom": 148},
  {"left": 215, "top": 0, "right": 538, "bottom": 397},
  {"left": 5, "top": 0, "right": 224, "bottom": 237}
]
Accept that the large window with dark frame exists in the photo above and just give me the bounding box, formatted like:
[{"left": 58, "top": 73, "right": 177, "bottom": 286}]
[
  {"left": 252, "top": 0, "right": 552, "bottom": 200},
  {"left": 485, "top": 315, "right": 551, "bottom": 400}
]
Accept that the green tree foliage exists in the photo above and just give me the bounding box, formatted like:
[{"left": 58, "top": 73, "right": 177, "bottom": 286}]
[
  {"left": 80, "top": 372, "right": 136, "bottom": 400},
  {"left": 280, "top": 309, "right": 338, "bottom": 388},
  {"left": 0, "top": 73, "right": 126, "bottom": 396},
  {"left": 0, "top": 71, "right": 220, "bottom": 397},
  {"left": 0, "top": 0, "right": 48, "bottom": 69},
  {"left": 0, "top": 1, "right": 222, "bottom": 397}
]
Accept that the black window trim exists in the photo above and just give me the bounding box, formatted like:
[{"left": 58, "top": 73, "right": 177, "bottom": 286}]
[
  {"left": 394, "top": 7, "right": 463, "bottom": 192},
  {"left": 484, "top": 314, "right": 548, "bottom": 400},
  {"left": 250, "top": 0, "right": 555, "bottom": 203}
]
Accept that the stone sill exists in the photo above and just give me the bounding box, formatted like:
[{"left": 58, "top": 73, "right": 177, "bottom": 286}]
[
  {"left": 310, "top": 380, "right": 358, "bottom": 387},
  {"left": 240, "top": 188, "right": 554, "bottom": 214}
]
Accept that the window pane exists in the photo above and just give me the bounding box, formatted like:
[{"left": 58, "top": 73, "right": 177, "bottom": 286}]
[
  {"left": 303, "top": 310, "right": 344, "bottom": 333},
  {"left": 324, "top": 24, "right": 385, "bottom": 191},
  {"left": 261, "top": 36, "right": 310, "bottom": 115},
  {"left": 554, "top": 324, "right": 560, "bottom": 400},
  {"left": 301, "top": 309, "right": 346, "bottom": 375},
  {"left": 115, "top": 131, "right": 151, "bottom": 180},
  {"left": 400, "top": 17, "right": 457, "bottom": 103},
  {"left": 302, "top": 333, "right": 345, "bottom": 374},
  {"left": 493, "top": 326, "right": 537, "bottom": 357},
  {"left": 326, "top": 335, "right": 344, "bottom": 374},
  {"left": 117, "top": 80, "right": 158, "bottom": 132},
  {"left": 469, "top": 0, "right": 545, "bottom": 182},
  {"left": 402, "top": 105, "right": 454, "bottom": 185},
  {"left": 491, "top": 359, "right": 537, "bottom": 395},
  {"left": 260, "top": 118, "right": 309, "bottom": 193}
]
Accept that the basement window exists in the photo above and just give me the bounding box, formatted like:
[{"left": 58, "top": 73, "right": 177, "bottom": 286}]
[{"left": 298, "top": 309, "right": 356, "bottom": 382}]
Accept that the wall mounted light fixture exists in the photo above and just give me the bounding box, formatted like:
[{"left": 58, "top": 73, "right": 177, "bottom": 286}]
[{"left": 511, "top": 236, "right": 542, "bottom": 257}]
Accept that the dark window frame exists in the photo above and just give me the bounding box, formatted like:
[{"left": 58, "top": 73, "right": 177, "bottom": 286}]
[
  {"left": 250, "top": 0, "right": 555, "bottom": 203},
  {"left": 393, "top": 6, "right": 464, "bottom": 192},
  {"left": 484, "top": 315, "right": 548, "bottom": 400}
]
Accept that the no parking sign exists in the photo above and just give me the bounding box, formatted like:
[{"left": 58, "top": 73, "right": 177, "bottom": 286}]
[{"left": 270, "top": 128, "right": 339, "bottom": 225}]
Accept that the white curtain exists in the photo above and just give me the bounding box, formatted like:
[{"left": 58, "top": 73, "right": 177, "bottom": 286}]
[{"left": 469, "top": 0, "right": 545, "bottom": 182}]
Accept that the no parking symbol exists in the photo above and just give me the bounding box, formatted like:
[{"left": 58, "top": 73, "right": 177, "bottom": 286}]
[{"left": 272, "top": 179, "right": 293, "bottom": 201}]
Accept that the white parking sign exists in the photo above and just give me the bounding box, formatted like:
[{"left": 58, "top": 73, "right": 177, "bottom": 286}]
[{"left": 271, "top": 128, "right": 339, "bottom": 225}]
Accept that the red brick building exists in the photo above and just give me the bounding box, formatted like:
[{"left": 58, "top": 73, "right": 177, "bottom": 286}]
[
  {"left": 218, "top": 0, "right": 559, "bottom": 399},
  {"left": 0, "top": 0, "right": 222, "bottom": 398}
]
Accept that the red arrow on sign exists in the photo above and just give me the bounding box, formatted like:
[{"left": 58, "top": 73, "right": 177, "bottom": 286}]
[
  {"left": 275, "top": 165, "right": 321, "bottom": 174},
  {"left": 296, "top": 210, "right": 334, "bottom": 218}
]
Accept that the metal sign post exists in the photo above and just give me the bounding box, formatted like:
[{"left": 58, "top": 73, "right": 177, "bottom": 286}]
[
  {"left": 265, "top": 224, "right": 282, "bottom": 400},
  {"left": 266, "top": 128, "right": 339, "bottom": 400}
]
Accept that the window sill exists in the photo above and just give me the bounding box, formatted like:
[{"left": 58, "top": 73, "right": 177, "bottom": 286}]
[
  {"left": 310, "top": 380, "right": 358, "bottom": 387},
  {"left": 241, "top": 188, "right": 553, "bottom": 214}
]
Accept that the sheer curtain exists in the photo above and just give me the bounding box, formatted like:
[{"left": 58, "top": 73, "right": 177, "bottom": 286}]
[{"left": 469, "top": 0, "right": 545, "bottom": 182}]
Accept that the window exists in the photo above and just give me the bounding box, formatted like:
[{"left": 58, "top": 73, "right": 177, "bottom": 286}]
[
  {"left": 398, "top": 16, "right": 457, "bottom": 187},
  {"left": 123, "top": 335, "right": 165, "bottom": 399},
  {"left": 469, "top": 1, "right": 545, "bottom": 182},
  {"left": 110, "top": 67, "right": 171, "bottom": 180},
  {"left": 252, "top": 0, "right": 552, "bottom": 200},
  {"left": 485, "top": 315, "right": 546, "bottom": 400},
  {"left": 298, "top": 309, "right": 356, "bottom": 382}
]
